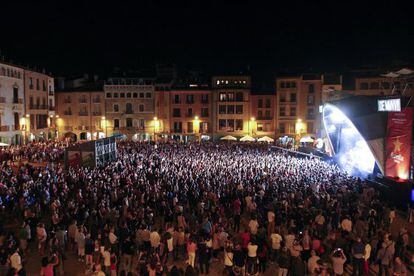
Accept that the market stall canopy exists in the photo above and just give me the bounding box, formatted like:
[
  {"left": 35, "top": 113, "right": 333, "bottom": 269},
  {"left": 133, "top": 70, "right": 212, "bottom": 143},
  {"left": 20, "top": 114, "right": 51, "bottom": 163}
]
[
  {"left": 0, "top": 142, "right": 10, "bottom": 147},
  {"left": 239, "top": 135, "right": 255, "bottom": 142},
  {"left": 258, "top": 136, "right": 274, "bottom": 143},
  {"left": 300, "top": 136, "right": 315, "bottom": 143},
  {"left": 220, "top": 135, "right": 237, "bottom": 141}
]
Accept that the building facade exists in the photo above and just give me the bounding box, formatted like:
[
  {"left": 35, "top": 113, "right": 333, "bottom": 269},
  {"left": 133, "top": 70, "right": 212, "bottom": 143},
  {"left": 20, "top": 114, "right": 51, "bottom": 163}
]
[
  {"left": 23, "top": 70, "right": 56, "bottom": 140},
  {"left": 55, "top": 90, "right": 105, "bottom": 140},
  {"left": 0, "top": 62, "right": 25, "bottom": 144},
  {"left": 275, "top": 74, "right": 322, "bottom": 138},
  {"left": 250, "top": 94, "right": 275, "bottom": 137},
  {"left": 104, "top": 78, "right": 157, "bottom": 140},
  {"left": 168, "top": 83, "right": 212, "bottom": 139},
  {"left": 212, "top": 76, "right": 252, "bottom": 139}
]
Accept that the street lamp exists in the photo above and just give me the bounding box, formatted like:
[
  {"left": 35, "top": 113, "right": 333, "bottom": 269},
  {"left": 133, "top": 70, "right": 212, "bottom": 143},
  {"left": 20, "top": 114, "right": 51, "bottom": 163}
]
[
  {"left": 295, "top": 118, "right": 305, "bottom": 146},
  {"left": 153, "top": 117, "right": 160, "bottom": 142},
  {"left": 101, "top": 116, "right": 107, "bottom": 138},
  {"left": 249, "top": 117, "right": 255, "bottom": 136},
  {"left": 194, "top": 116, "right": 200, "bottom": 142}
]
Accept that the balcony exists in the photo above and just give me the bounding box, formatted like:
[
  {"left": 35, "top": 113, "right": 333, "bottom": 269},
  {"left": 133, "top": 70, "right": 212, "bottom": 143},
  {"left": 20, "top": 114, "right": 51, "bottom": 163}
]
[
  {"left": 0, "top": 125, "right": 10, "bottom": 132},
  {"left": 257, "top": 116, "right": 273, "bottom": 120},
  {"left": 79, "top": 99, "right": 87, "bottom": 104},
  {"left": 171, "top": 129, "right": 183, "bottom": 133},
  {"left": 92, "top": 111, "right": 102, "bottom": 116},
  {"left": 79, "top": 112, "right": 89, "bottom": 116},
  {"left": 63, "top": 111, "right": 72, "bottom": 115},
  {"left": 49, "top": 106, "right": 55, "bottom": 111},
  {"left": 13, "top": 98, "right": 23, "bottom": 104},
  {"left": 49, "top": 91, "right": 54, "bottom": 96},
  {"left": 64, "top": 99, "right": 71, "bottom": 103},
  {"left": 185, "top": 113, "right": 193, "bottom": 118},
  {"left": 0, "top": 97, "right": 5, "bottom": 103},
  {"left": 306, "top": 115, "right": 315, "bottom": 120},
  {"left": 125, "top": 110, "right": 134, "bottom": 114},
  {"left": 92, "top": 98, "right": 101, "bottom": 103}
]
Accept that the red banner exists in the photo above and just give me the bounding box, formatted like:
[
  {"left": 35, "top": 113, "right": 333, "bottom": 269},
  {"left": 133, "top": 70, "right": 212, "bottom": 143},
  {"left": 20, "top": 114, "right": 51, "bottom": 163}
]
[{"left": 385, "top": 107, "right": 412, "bottom": 180}]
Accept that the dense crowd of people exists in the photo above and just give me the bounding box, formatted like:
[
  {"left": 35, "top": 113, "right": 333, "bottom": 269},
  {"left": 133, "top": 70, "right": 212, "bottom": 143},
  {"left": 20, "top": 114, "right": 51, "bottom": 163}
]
[{"left": 0, "top": 140, "right": 412, "bottom": 275}]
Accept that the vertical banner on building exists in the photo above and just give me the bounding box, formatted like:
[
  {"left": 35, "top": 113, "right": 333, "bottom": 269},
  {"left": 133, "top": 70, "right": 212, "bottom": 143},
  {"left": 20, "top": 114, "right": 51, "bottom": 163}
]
[{"left": 385, "top": 107, "right": 413, "bottom": 180}]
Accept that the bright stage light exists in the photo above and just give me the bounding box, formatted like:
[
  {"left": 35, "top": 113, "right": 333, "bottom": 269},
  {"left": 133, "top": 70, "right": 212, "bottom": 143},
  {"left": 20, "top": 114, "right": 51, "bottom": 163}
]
[{"left": 323, "top": 104, "right": 377, "bottom": 178}]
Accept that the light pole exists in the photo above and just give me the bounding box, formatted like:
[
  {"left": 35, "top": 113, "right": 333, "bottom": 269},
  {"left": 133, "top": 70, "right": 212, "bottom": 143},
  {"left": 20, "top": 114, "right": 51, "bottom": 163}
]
[
  {"left": 153, "top": 117, "right": 159, "bottom": 142},
  {"left": 249, "top": 117, "right": 255, "bottom": 136},
  {"left": 101, "top": 116, "right": 107, "bottom": 138},
  {"left": 194, "top": 116, "right": 200, "bottom": 142},
  {"left": 295, "top": 118, "right": 304, "bottom": 147}
]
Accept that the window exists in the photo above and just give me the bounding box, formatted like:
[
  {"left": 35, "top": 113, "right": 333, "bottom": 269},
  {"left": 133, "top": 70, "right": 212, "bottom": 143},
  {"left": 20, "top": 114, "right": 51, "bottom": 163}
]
[
  {"left": 307, "top": 122, "right": 314, "bottom": 133},
  {"left": 290, "top": 107, "right": 296, "bottom": 116},
  {"left": 106, "top": 93, "right": 112, "bottom": 98},
  {"left": 360, "top": 82, "right": 369, "bottom": 90},
  {"left": 370, "top": 82, "right": 379, "bottom": 89},
  {"left": 14, "top": 112, "right": 19, "bottom": 130},
  {"left": 127, "top": 93, "right": 131, "bottom": 98},
  {"left": 258, "top": 99, "right": 263, "bottom": 108},
  {"left": 29, "top": 97, "right": 33, "bottom": 108},
  {"left": 13, "top": 87, "right": 19, "bottom": 103},
  {"left": 114, "top": 104, "right": 119, "bottom": 112},
  {"left": 219, "top": 93, "right": 227, "bottom": 101},
  {"left": 133, "top": 93, "right": 138, "bottom": 98},
  {"left": 219, "top": 119, "right": 226, "bottom": 130},
  {"left": 36, "top": 79, "right": 40, "bottom": 90},
  {"left": 186, "top": 94, "right": 194, "bottom": 104},
  {"left": 139, "top": 119, "right": 145, "bottom": 129},
  {"left": 187, "top": 122, "right": 193, "bottom": 133},
  {"left": 307, "top": 95, "right": 314, "bottom": 105},
  {"left": 228, "top": 119, "right": 235, "bottom": 131},
  {"left": 265, "top": 110, "right": 271, "bottom": 118},
  {"left": 227, "top": 105, "right": 234, "bottom": 114},
  {"left": 146, "top": 92, "right": 151, "bottom": 98},
  {"left": 201, "top": 108, "right": 209, "bottom": 117},
  {"left": 139, "top": 93, "right": 145, "bottom": 98},
  {"left": 174, "top": 95, "right": 180, "bottom": 104},
  {"left": 257, "top": 123, "right": 264, "bottom": 131},
  {"left": 114, "top": 119, "right": 120, "bottom": 129},
  {"left": 173, "top": 108, "right": 181, "bottom": 117},
  {"left": 227, "top": 92, "right": 235, "bottom": 101},
  {"left": 290, "top": 93, "right": 297, "bottom": 102},
  {"left": 139, "top": 104, "right": 144, "bottom": 112},
  {"left": 235, "top": 92, "right": 244, "bottom": 101},
  {"left": 219, "top": 105, "right": 226, "bottom": 114},
  {"left": 201, "top": 94, "right": 209, "bottom": 103},
  {"left": 280, "top": 94, "right": 286, "bottom": 102},
  {"left": 280, "top": 81, "right": 296, "bottom": 89},
  {"left": 279, "top": 107, "right": 286, "bottom": 116},
  {"left": 307, "top": 108, "right": 315, "bottom": 119},
  {"left": 120, "top": 93, "right": 125, "bottom": 98},
  {"left": 265, "top": 99, "right": 271, "bottom": 108},
  {"left": 236, "top": 105, "right": 243, "bottom": 114},
  {"left": 236, "top": 119, "right": 243, "bottom": 131},
  {"left": 114, "top": 93, "right": 119, "bottom": 98},
  {"left": 126, "top": 118, "right": 133, "bottom": 128},
  {"left": 308, "top": 84, "right": 315, "bottom": 93},
  {"left": 173, "top": 122, "right": 182, "bottom": 132},
  {"left": 187, "top": 108, "right": 193, "bottom": 117},
  {"left": 126, "top": 103, "right": 133, "bottom": 114},
  {"left": 29, "top": 77, "right": 33, "bottom": 89},
  {"left": 279, "top": 123, "right": 285, "bottom": 133},
  {"left": 258, "top": 110, "right": 263, "bottom": 118},
  {"left": 200, "top": 122, "right": 209, "bottom": 133}
]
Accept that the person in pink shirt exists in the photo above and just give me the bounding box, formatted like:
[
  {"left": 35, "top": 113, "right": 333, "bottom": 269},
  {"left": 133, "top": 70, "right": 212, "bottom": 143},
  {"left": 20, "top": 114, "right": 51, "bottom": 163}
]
[{"left": 186, "top": 238, "right": 197, "bottom": 268}]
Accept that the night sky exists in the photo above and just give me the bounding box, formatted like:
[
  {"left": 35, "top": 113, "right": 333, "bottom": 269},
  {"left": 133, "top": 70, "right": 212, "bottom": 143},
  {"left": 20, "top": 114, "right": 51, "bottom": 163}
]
[{"left": 2, "top": 1, "right": 414, "bottom": 77}]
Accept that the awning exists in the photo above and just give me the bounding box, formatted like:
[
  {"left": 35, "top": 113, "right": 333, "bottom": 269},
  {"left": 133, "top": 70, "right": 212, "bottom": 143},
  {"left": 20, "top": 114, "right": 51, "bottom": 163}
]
[
  {"left": 220, "top": 135, "right": 237, "bottom": 141},
  {"left": 240, "top": 135, "right": 255, "bottom": 142},
  {"left": 258, "top": 136, "right": 274, "bottom": 143},
  {"left": 300, "top": 136, "right": 315, "bottom": 143}
]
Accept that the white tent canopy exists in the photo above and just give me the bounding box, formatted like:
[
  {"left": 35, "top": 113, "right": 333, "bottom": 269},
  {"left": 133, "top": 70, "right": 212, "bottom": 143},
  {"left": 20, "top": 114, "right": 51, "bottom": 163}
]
[
  {"left": 258, "top": 136, "right": 274, "bottom": 142},
  {"left": 300, "top": 136, "right": 315, "bottom": 143},
  {"left": 220, "top": 135, "right": 237, "bottom": 141},
  {"left": 0, "top": 142, "right": 9, "bottom": 147},
  {"left": 240, "top": 135, "right": 255, "bottom": 142}
]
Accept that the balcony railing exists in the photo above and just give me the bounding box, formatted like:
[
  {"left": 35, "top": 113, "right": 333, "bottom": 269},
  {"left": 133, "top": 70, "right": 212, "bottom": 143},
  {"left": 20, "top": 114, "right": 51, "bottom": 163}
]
[
  {"left": 257, "top": 116, "right": 273, "bottom": 120},
  {"left": 49, "top": 91, "right": 54, "bottom": 96},
  {"left": 49, "top": 106, "right": 55, "bottom": 111},
  {"left": 0, "top": 126, "right": 10, "bottom": 132},
  {"left": 13, "top": 98, "right": 23, "bottom": 104},
  {"left": 63, "top": 111, "right": 72, "bottom": 115},
  {"left": 125, "top": 110, "right": 134, "bottom": 114},
  {"left": 92, "top": 98, "right": 101, "bottom": 103},
  {"left": 92, "top": 111, "right": 102, "bottom": 116},
  {"left": 79, "top": 99, "right": 88, "bottom": 103},
  {"left": 79, "top": 112, "right": 89, "bottom": 116}
]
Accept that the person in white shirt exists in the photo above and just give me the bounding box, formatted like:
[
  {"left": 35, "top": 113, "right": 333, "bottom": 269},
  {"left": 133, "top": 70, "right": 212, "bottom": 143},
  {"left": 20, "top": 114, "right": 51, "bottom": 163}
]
[
  {"left": 10, "top": 248, "right": 23, "bottom": 273},
  {"left": 224, "top": 247, "right": 234, "bottom": 274},
  {"left": 102, "top": 247, "right": 111, "bottom": 275},
  {"left": 270, "top": 231, "right": 282, "bottom": 262}
]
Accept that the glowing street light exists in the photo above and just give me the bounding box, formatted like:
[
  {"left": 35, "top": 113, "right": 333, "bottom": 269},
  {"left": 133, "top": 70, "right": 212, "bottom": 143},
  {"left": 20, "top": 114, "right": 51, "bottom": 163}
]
[
  {"left": 153, "top": 117, "right": 160, "bottom": 141},
  {"left": 249, "top": 117, "right": 255, "bottom": 135}
]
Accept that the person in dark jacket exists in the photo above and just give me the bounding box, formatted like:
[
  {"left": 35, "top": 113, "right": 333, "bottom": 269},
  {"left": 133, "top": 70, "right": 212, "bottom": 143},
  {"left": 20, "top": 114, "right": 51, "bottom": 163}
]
[{"left": 277, "top": 246, "right": 291, "bottom": 276}]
